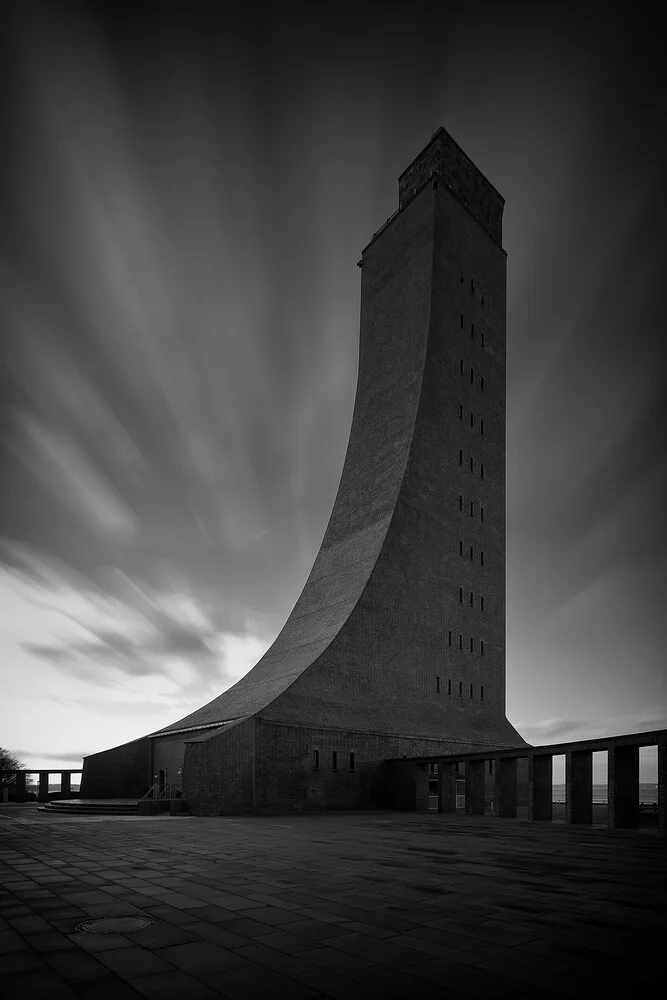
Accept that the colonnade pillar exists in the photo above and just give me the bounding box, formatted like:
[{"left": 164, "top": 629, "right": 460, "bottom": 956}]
[
  {"left": 658, "top": 741, "right": 666, "bottom": 839},
  {"left": 61, "top": 773, "right": 71, "bottom": 798},
  {"left": 495, "top": 757, "right": 518, "bottom": 817},
  {"left": 437, "top": 762, "right": 457, "bottom": 813},
  {"left": 608, "top": 746, "right": 639, "bottom": 829},
  {"left": 39, "top": 772, "right": 49, "bottom": 803},
  {"left": 528, "top": 755, "right": 552, "bottom": 821},
  {"left": 465, "top": 760, "right": 485, "bottom": 816},
  {"left": 566, "top": 750, "right": 592, "bottom": 824}
]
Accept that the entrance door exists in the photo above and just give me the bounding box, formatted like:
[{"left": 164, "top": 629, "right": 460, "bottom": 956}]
[{"left": 158, "top": 769, "right": 167, "bottom": 798}]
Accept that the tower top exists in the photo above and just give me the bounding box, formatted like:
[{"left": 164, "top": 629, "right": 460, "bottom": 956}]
[{"left": 398, "top": 126, "right": 504, "bottom": 246}]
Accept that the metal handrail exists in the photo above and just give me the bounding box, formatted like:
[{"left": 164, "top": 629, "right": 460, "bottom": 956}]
[{"left": 141, "top": 782, "right": 180, "bottom": 800}]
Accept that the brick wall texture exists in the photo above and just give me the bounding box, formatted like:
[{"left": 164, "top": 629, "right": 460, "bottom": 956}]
[{"left": 82, "top": 127, "right": 528, "bottom": 814}]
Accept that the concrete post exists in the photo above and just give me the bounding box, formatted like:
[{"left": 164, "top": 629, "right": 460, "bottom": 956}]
[
  {"left": 496, "top": 757, "right": 518, "bottom": 818},
  {"left": 465, "top": 760, "right": 485, "bottom": 816},
  {"left": 15, "top": 771, "right": 27, "bottom": 803},
  {"left": 60, "top": 772, "right": 71, "bottom": 799},
  {"left": 658, "top": 741, "right": 666, "bottom": 839},
  {"left": 39, "top": 772, "right": 49, "bottom": 803},
  {"left": 415, "top": 764, "right": 430, "bottom": 812},
  {"left": 608, "top": 745, "right": 639, "bottom": 829},
  {"left": 566, "top": 750, "right": 592, "bottom": 824},
  {"left": 437, "top": 762, "right": 457, "bottom": 813},
  {"left": 528, "top": 755, "right": 552, "bottom": 821}
]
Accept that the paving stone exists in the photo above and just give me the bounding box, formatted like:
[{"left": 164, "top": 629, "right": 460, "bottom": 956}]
[
  {"left": 1, "top": 970, "right": 80, "bottom": 999},
  {"left": 293, "top": 944, "right": 372, "bottom": 972},
  {"left": 24, "top": 929, "right": 74, "bottom": 951},
  {"left": 201, "top": 963, "right": 322, "bottom": 999},
  {"left": 154, "top": 939, "right": 250, "bottom": 975},
  {"left": 234, "top": 941, "right": 318, "bottom": 975},
  {"left": 43, "top": 948, "right": 111, "bottom": 981},
  {"left": 76, "top": 976, "right": 145, "bottom": 999},
  {"left": 128, "top": 970, "right": 219, "bottom": 999},
  {"left": 295, "top": 968, "right": 380, "bottom": 1000}
]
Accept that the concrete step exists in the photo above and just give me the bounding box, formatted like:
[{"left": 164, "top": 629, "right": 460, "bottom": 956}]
[{"left": 40, "top": 799, "right": 140, "bottom": 816}]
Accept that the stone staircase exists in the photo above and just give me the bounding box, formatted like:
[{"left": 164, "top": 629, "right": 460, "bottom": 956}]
[{"left": 39, "top": 799, "right": 140, "bottom": 816}]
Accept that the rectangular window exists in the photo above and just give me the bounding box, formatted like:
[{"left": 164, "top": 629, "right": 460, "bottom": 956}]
[
  {"left": 480, "top": 506, "right": 484, "bottom": 522},
  {"left": 436, "top": 676, "right": 440, "bottom": 693},
  {"left": 481, "top": 685, "right": 485, "bottom": 701},
  {"left": 471, "top": 323, "right": 475, "bottom": 339},
  {"left": 448, "top": 630, "right": 452, "bottom": 646},
  {"left": 481, "top": 596, "right": 484, "bottom": 612},
  {"left": 470, "top": 501, "right": 474, "bottom": 516},
  {"left": 459, "top": 681, "right": 463, "bottom": 696},
  {"left": 470, "top": 683, "right": 473, "bottom": 697},
  {"left": 481, "top": 551, "right": 484, "bottom": 566},
  {"left": 332, "top": 751, "right": 338, "bottom": 770},
  {"left": 459, "top": 494, "right": 463, "bottom": 511},
  {"left": 481, "top": 640, "right": 485, "bottom": 656},
  {"left": 349, "top": 752, "right": 355, "bottom": 771},
  {"left": 459, "top": 587, "right": 463, "bottom": 603},
  {"left": 481, "top": 463, "right": 484, "bottom": 480},
  {"left": 459, "top": 449, "right": 463, "bottom": 465},
  {"left": 314, "top": 749, "right": 320, "bottom": 770},
  {"left": 459, "top": 540, "right": 463, "bottom": 556},
  {"left": 459, "top": 403, "right": 463, "bottom": 419},
  {"left": 481, "top": 419, "right": 484, "bottom": 436},
  {"left": 459, "top": 634, "right": 463, "bottom": 649},
  {"left": 447, "top": 678, "right": 452, "bottom": 695}
]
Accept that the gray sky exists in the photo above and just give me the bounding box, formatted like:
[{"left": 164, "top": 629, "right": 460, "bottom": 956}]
[{"left": 1, "top": 1, "right": 665, "bottom": 773}]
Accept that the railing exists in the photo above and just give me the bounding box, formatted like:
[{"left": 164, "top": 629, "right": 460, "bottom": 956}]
[{"left": 141, "top": 782, "right": 181, "bottom": 800}]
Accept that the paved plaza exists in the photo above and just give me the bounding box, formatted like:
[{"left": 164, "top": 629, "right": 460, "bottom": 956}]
[{"left": 0, "top": 806, "right": 664, "bottom": 999}]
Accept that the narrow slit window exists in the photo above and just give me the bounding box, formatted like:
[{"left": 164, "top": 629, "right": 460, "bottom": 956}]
[
  {"left": 447, "top": 678, "right": 452, "bottom": 695},
  {"left": 459, "top": 681, "right": 463, "bottom": 696},
  {"left": 314, "top": 749, "right": 320, "bottom": 770},
  {"left": 481, "top": 596, "right": 484, "bottom": 612},
  {"left": 459, "top": 587, "right": 463, "bottom": 603},
  {"left": 481, "top": 685, "right": 484, "bottom": 701},
  {"left": 481, "top": 464, "right": 484, "bottom": 480},
  {"left": 470, "top": 637, "right": 474, "bottom": 652},
  {"left": 481, "top": 294, "right": 485, "bottom": 306},
  {"left": 481, "top": 551, "right": 484, "bottom": 567},
  {"left": 460, "top": 311, "right": 464, "bottom": 327},
  {"left": 471, "top": 323, "right": 475, "bottom": 339},
  {"left": 481, "top": 376, "right": 485, "bottom": 392},
  {"left": 481, "top": 419, "right": 484, "bottom": 436},
  {"left": 470, "top": 367, "right": 474, "bottom": 384},
  {"left": 459, "top": 634, "right": 463, "bottom": 649},
  {"left": 459, "top": 494, "right": 463, "bottom": 511},
  {"left": 470, "top": 456, "right": 473, "bottom": 472},
  {"left": 470, "top": 501, "right": 474, "bottom": 517},
  {"left": 469, "top": 546, "right": 473, "bottom": 561},
  {"left": 459, "top": 450, "right": 463, "bottom": 465},
  {"left": 349, "top": 752, "right": 355, "bottom": 771},
  {"left": 460, "top": 268, "right": 464, "bottom": 284},
  {"left": 332, "top": 751, "right": 338, "bottom": 771},
  {"left": 470, "top": 278, "right": 475, "bottom": 294},
  {"left": 470, "top": 412, "right": 474, "bottom": 428},
  {"left": 480, "top": 506, "right": 484, "bottom": 522},
  {"left": 459, "top": 403, "right": 463, "bottom": 420},
  {"left": 459, "top": 540, "right": 463, "bottom": 556},
  {"left": 448, "top": 630, "right": 452, "bottom": 646},
  {"left": 436, "top": 676, "right": 440, "bottom": 694},
  {"left": 469, "top": 591, "right": 473, "bottom": 606},
  {"left": 470, "top": 683, "right": 474, "bottom": 697},
  {"left": 460, "top": 359, "right": 464, "bottom": 374},
  {"left": 481, "top": 640, "right": 485, "bottom": 656},
  {"left": 481, "top": 331, "right": 485, "bottom": 348}
]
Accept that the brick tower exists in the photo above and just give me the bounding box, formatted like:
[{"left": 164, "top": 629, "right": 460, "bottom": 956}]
[{"left": 81, "top": 128, "right": 527, "bottom": 812}]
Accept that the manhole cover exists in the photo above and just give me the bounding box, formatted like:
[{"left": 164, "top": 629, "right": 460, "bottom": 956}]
[{"left": 75, "top": 916, "right": 156, "bottom": 934}]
